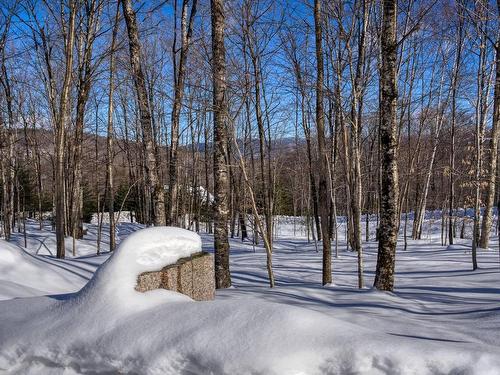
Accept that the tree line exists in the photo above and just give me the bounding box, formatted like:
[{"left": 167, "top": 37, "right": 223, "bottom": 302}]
[{"left": 0, "top": 0, "right": 499, "bottom": 291}]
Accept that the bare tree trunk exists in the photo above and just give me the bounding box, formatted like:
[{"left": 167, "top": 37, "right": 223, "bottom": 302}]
[
  {"left": 233, "top": 132, "right": 274, "bottom": 286},
  {"left": 302, "top": 100, "right": 320, "bottom": 241},
  {"left": 0, "top": 13, "right": 15, "bottom": 241},
  {"left": 106, "top": 2, "right": 120, "bottom": 252},
  {"left": 284, "top": 35, "right": 321, "bottom": 242},
  {"left": 472, "top": 6, "right": 491, "bottom": 268},
  {"left": 69, "top": 2, "right": 100, "bottom": 245},
  {"left": 413, "top": 55, "right": 448, "bottom": 239},
  {"left": 348, "top": 0, "right": 369, "bottom": 288},
  {"left": 441, "top": 198, "right": 447, "bottom": 246},
  {"left": 330, "top": 95, "right": 339, "bottom": 258},
  {"left": 70, "top": 82, "right": 89, "bottom": 242},
  {"left": 245, "top": 25, "right": 273, "bottom": 249},
  {"left": 314, "top": 0, "right": 332, "bottom": 285},
  {"left": 479, "top": 27, "right": 500, "bottom": 249},
  {"left": 121, "top": 0, "right": 166, "bottom": 226},
  {"left": 24, "top": 102, "right": 44, "bottom": 230},
  {"left": 211, "top": 0, "right": 231, "bottom": 288},
  {"left": 374, "top": 0, "right": 399, "bottom": 291},
  {"left": 449, "top": 3, "right": 464, "bottom": 246},
  {"left": 203, "top": 107, "right": 213, "bottom": 234},
  {"left": 167, "top": 0, "right": 198, "bottom": 226},
  {"left": 0, "top": 87, "right": 14, "bottom": 244},
  {"left": 55, "top": 2, "right": 77, "bottom": 259}
]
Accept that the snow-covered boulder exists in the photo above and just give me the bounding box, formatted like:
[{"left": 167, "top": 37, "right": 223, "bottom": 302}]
[{"left": 78, "top": 226, "right": 206, "bottom": 308}]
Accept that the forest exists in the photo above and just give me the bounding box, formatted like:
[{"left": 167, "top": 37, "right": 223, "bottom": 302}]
[{"left": 0, "top": 0, "right": 500, "bottom": 373}]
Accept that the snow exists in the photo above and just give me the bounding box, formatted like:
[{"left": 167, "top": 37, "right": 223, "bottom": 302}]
[
  {"left": 0, "top": 218, "right": 499, "bottom": 374},
  {"left": 0, "top": 240, "right": 83, "bottom": 300},
  {"left": 90, "top": 210, "right": 135, "bottom": 224},
  {"left": 77, "top": 226, "right": 202, "bottom": 311}
]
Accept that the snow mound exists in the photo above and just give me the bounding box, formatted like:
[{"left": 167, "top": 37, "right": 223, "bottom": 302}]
[
  {"left": 1, "top": 226, "right": 499, "bottom": 373},
  {"left": 77, "top": 226, "right": 201, "bottom": 310},
  {"left": 0, "top": 240, "right": 76, "bottom": 300},
  {"left": 109, "top": 225, "right": 201, "bottom": 268},
  {"left": 0, "top": 293, "right": 499, "bottom": 374}
]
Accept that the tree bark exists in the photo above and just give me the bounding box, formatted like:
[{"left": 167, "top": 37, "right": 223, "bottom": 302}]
[
  {"left": 0, "top": 12, "right": 15, "bottom": 241},
  {"left": 167, "top": 0, "right": 198, "bottom": 226},
  {"left": 55, "top": 1, "right": 77, "bottom": 259},
  {"left": 121, "top": 0, "right": 166, "bottom": 226},
  {"left": 106, "top": 2, "right": 120, "bottom": 252},
  {"left": 449, "top": 3, "right": 464, "bottom": 246},
  {"left": 479, "top": 30, "right": 500, "bottom": 249},
  {"left": 211, "top": 0, "right": 231, "bottom": 288},
  {"left": 374, "top": 0, "right": 399, "bottom": 291},
  {"left": 314, "top": 0, "right": 332, "bottom": 285},
  {"left": 349, "top": 0, "right": 369, "bottom": 288},
  {"left": 472, "top": 4, "right": 491, "bottom": 268}
]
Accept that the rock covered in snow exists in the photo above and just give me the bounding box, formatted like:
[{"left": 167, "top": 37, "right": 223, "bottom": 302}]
[{"left": 77, "top": 226, "right": 204, "bottom": 309}]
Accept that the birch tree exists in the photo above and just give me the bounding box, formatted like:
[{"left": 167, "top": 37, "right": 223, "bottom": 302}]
[{"left": 54, "top": 0, "right": 77, "bottom": 259}]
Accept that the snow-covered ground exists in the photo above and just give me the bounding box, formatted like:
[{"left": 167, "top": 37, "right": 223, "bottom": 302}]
[{"left": 0, "top": 218, "right": 499, "bottom": 374}]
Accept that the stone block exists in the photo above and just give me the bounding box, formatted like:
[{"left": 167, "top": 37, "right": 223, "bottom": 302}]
[{"left": 136, "top": 251, "right": 215, "bottom": 301}]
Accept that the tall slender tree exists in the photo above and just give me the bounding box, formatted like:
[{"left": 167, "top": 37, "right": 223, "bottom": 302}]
[
  {"left": 479, "top": 0, "right": 500, "bottom": 249},
  {"left": 106, "top": 1, "right": 121, "bottom": 252},
  {"left": 314, "top": 0, "right": 332, "bottom": 285},
  {"left": 374, "top": 0, "right": 399, "bottom": 291},
  {"left": 121, "top": 0, "right": 166, "bottom": 226},
  {"left": 449, "top": 1, "right": 464, "bottom": 246},
  {"left": 211, "top": 0, "right": 231, "bottom": 288},
  {"left": 0, "top": 5, "right": 15, "bottom": 242},
  {"left": 55, "top": 0, "right": 77, "bottom": 259},
  {"left": 167, "top": 0, "right": 198, "bottom": 226}
]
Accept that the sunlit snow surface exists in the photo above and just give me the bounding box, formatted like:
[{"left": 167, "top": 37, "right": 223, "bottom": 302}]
[{"left": 0, "top": 218, "right": 499, "bottom": 374}]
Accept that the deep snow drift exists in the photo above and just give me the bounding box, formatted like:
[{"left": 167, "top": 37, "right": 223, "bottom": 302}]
[
  {"left": 0, "top": 220, "right": 499, "bottom": 374},
  {"left": 0, "top": 240, "right": 74, "bottom": 300}
]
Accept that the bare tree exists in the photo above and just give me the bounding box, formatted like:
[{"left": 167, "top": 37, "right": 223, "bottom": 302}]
[
  {"left": 479, "top": 0, "right": 500, "bottom": 249},
  {"left": 0, "top": 4, "right": 15, "bottom": 241},
  {"left": 211, "top": 0, "right": 231, "bottom": 288},
  {"left": 167, "top": 0, "right": 198, "bottom": 226},
  {"left": 412, "top": 47, "right": 451, "bottom": 240},
  {"left": 374, "top": 0, "right": 399, "bottom": 291},
  {"left": 348, "top": 0, "right": 370, "bottom": 288},
  {"left": 106, "top": 1, "right": 121, "bottom": 252},
  {"left": 69, "top": 0, "right": 102, "bottom": 254},
  {"left": 54, "top": 0, "right": 77, "bottom": 258},
  {"left": 314, "top": 0, "right": 332, "bottom": 285},
  {"left": 449, "top": 1, "right": 465, "bottom": 246},
  {"left": 121, "top": 0, "right": 166, "bottom": 226}
]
